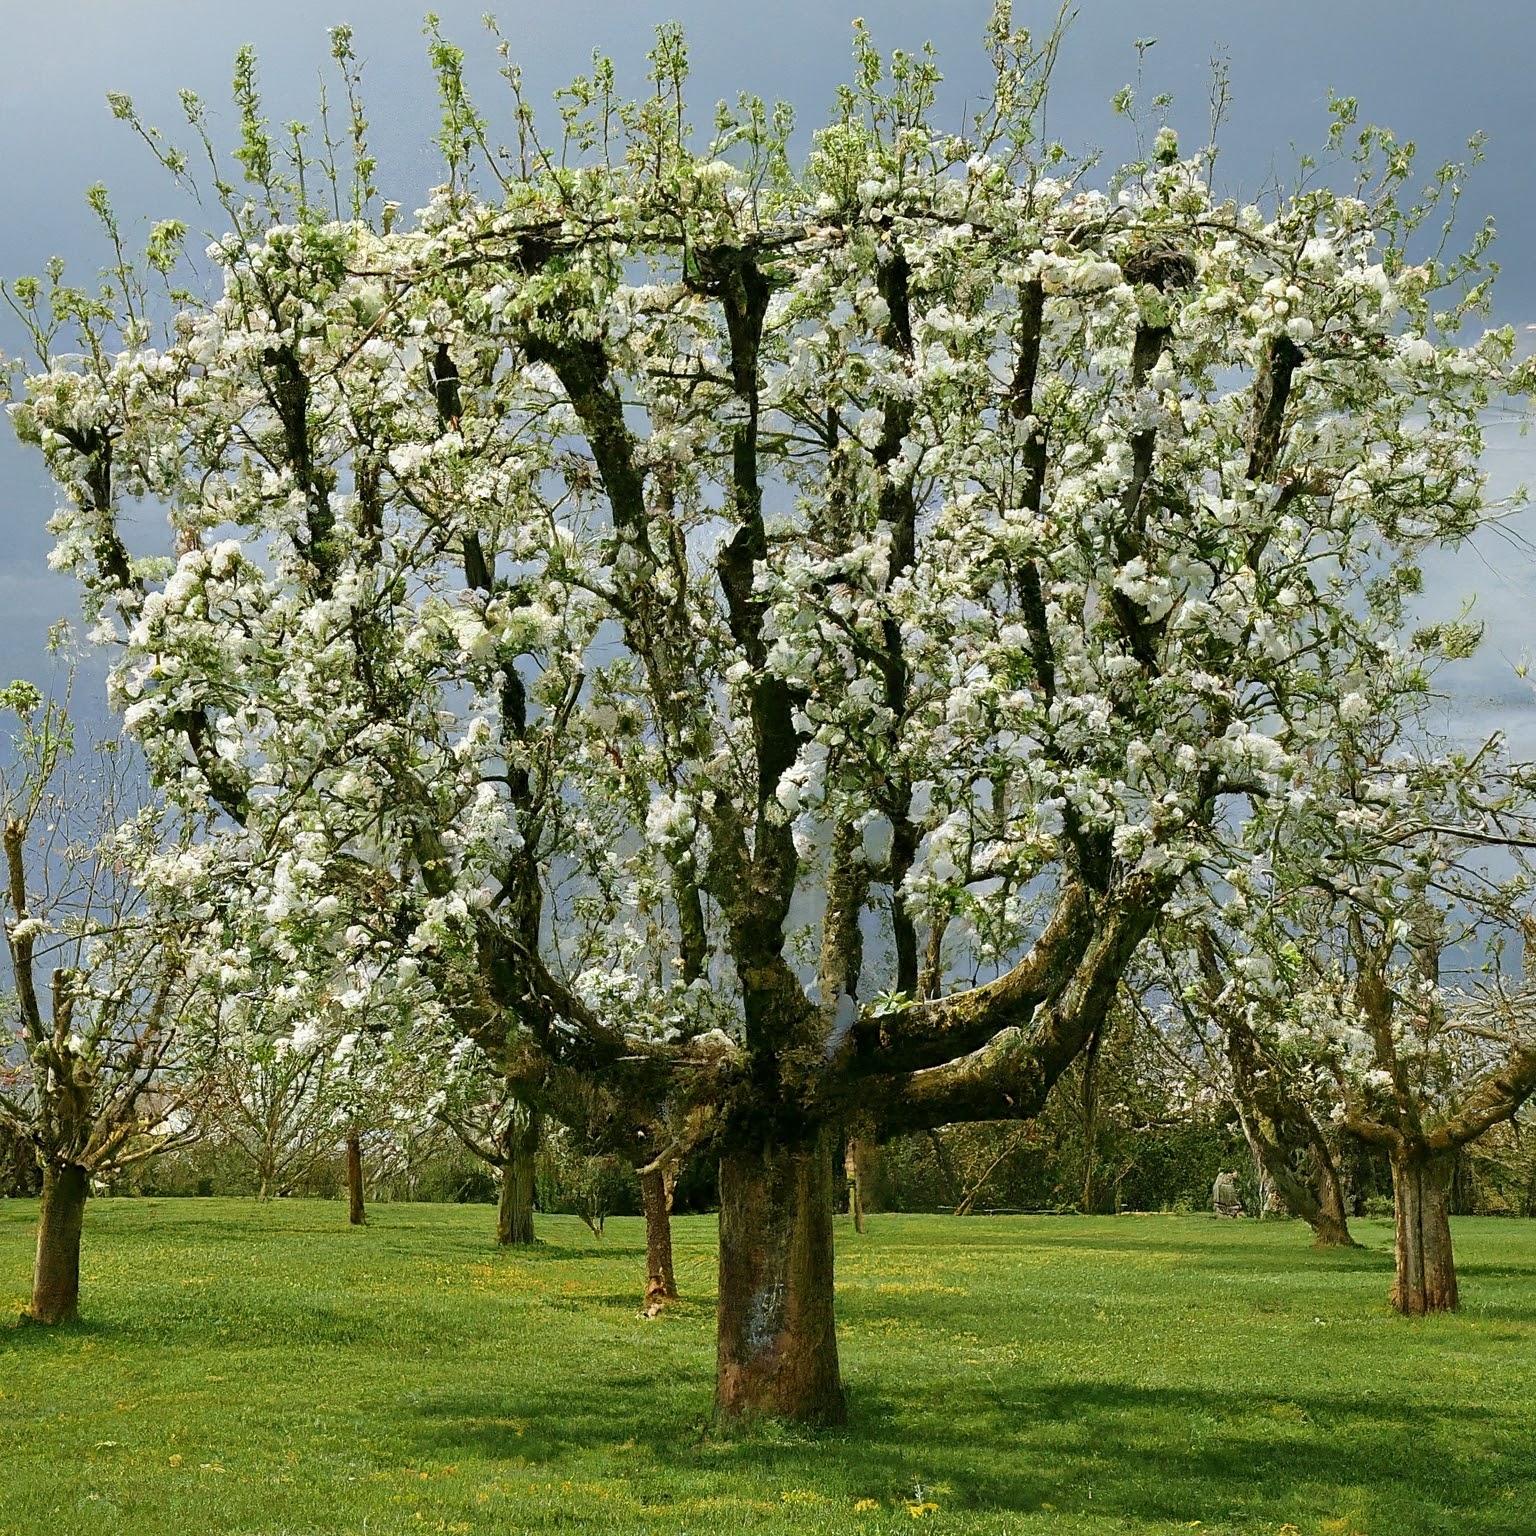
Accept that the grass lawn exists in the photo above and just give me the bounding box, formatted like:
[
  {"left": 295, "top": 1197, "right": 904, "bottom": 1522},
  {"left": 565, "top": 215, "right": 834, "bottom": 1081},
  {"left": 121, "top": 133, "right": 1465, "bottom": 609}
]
[{"left": 1, "top": 1200, "right": 1534, "bottom": 1535}]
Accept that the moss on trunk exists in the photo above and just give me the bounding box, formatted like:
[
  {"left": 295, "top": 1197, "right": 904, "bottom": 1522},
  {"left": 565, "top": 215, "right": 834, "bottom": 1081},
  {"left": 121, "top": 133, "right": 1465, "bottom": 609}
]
[{"left": 496, "top": 1132, "right": 537, "bottom": 1247}]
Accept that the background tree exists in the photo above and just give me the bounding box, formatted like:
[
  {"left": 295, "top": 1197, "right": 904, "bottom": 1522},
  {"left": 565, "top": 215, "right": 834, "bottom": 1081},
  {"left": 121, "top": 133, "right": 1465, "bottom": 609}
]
[
  {"left": 435, "top": 1024, "right": 688, "bottom": 1306},
  {"left": 205, "top": 1030, "right": 347, "bottom": 1201},
  {"left": 1462, "top": 1110, "right": 1536, "bottom": 1214},
  {"left": 1220, "top": 673, "right": 1536, "bottom": 1311},
  {"left": 438, "top": 1048, "right": 544, "bottom": 1246},
  {"left": 1150, "top": 925, "right": 1360, "bottom": 1245},
  {"left": 1334, "top": 890, "right": 1536, "bottom": 1313},
  {"left": 329, "top": 1026, "right": 419, "bottom": 1226},
  {"left": 12, "top": 7, "right": 1529, "bottom": 1417},
  {"left": 0, "top": 682, "right": 202, "bottom": 1323}
]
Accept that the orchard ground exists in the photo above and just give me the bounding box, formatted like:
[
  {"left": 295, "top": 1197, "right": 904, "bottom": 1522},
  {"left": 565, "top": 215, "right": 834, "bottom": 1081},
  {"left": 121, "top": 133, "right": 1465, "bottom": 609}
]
[{"left": 2, "top": 1203, "right": 1534, "bottom": 1535}]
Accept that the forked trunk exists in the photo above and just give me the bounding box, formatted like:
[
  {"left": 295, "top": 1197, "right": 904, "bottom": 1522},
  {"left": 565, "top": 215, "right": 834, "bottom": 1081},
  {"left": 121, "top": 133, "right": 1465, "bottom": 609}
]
[
  {"left": 640, "top": 1165, "right": 678, "bottom": 1315},
  {"left": 28, "top": 1162, "right": 89, "bottom": 1325},
  {"left": 496, "top": 1140, "right": 537, "bottom": 1246},
  {"left": 1390, "top": 1147, "right": 1458, "bottom": 1315},
  {"left": 715, "top": 1134, "right": 844, "bottom": 1426},
  {"left": 345, "top": 1131, "right": 365, "bottom": 1225}
]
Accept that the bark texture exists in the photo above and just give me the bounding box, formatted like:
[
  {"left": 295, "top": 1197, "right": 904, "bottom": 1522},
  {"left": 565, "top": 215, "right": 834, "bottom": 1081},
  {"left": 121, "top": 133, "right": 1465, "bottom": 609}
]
[
  {"left": 640, "top": 1166, "right": 678, "bottom": 1315},
  {"left": 1390, "top": 1148, "right": 1459, "bottom": 1315},
  {"left": 496, "top": 1120, "right": 538, "bottom": 1247},
  {"left": 715, "top": 1135, "right": 845, "bottom": 1425},
  {"left": 1309, "top": 1146, "right": 1357, "bottom": 1248},
  {"left": 28, "top": 1161, "right": 89, "bottom": 1325},
  {"left": 1241, "top": 1116, "right": 1358, "bottom": 1245},
  {"left": 346, "top": 1131, "right": 365, "bottom": 1226}
]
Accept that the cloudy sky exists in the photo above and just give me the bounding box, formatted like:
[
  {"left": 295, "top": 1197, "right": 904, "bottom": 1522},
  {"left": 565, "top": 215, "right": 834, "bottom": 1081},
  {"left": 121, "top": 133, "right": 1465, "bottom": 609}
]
[{"left": 2, "top": 0, "right": 1533, "bottom": 735}]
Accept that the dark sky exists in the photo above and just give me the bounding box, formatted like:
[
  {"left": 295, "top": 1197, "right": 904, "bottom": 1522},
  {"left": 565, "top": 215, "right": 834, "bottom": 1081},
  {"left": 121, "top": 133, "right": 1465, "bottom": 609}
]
[{"left": 3, "top": 0, "right": 1533, "bottom": 734}]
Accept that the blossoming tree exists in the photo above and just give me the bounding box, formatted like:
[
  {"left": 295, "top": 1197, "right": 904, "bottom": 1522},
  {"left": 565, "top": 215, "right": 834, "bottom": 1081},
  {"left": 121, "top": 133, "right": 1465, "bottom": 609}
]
[
  {"left": 203, "top": 1027, "right": 345, "bottom": 1200},
  {"left": 1152, "top": 918, "right": 1361, "bottom": 1246},
  {"left": 436, "top": 1044, "right": 546, "bottom": 1246},
  {"left": 11, "top": 9, "right": 1529, "bottom": 1413},
  {"left": 1202, "top": 677, "right": 1536, "bottom": 1313}
]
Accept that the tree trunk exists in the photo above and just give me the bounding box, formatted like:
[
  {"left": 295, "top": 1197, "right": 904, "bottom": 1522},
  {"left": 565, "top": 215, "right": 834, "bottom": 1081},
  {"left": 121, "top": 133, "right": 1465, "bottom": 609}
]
[
  {"left": 346, "top": 1131, "right": 365, "bottom": 1226},
  {"left": 1079, "top": 1042, "right": 1100, "bottom": 1214},
  {"left": 715, "top": 1134, "right": 845, "bottom": 1426},
  {"left": 843, "top": 1137, "right": 865, "bottom": 1234},
  {"left": 1249, "top": 1133, "right": 1277, "bottom": 1218},
  {"left": 1309, "top": 1142, "right": 1357, "bottom": 1248},
  {"left": 496, "top": 1139, "right": 537, "bottom": 1247},
  {"left": 640, "top": 1165, "right": 678, "bottom": 1315},
  {"left": 1235, "top": 1104, "right": 1359, "bottom": 1247},
  {"left": 1390, "top": 1147, "right": 1458, "bottom": 1315},
  {"left": 27, "top": 1161, "right": 89, "bottom": 1325},
  {"left": 1218, "top": 978, "right": 1358, "bottom": 1245}
]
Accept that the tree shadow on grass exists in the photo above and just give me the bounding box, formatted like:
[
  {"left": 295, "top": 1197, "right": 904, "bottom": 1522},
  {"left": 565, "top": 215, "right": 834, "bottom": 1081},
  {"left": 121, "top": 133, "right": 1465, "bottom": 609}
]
[
  {"left": 537, "top": 1291, "right": 657, "bottom": 1313},
  {"left": 1455, "top": 1261, "right": 1536, "bottom": 1280},
  {"left": 1010, "top": 1223, "right": 1389, "bottom": 1259},
  {"left": 5, "top": 1313, "right": 113, "bottom": 1342},
  {"left": 993, "top": 1379, "right": 1528, "bottom": 1532},
  {"left": 1448, "top": 1300, "right": 1536, "bottom": 1325},
  {"left": 402, "top": 1371, "right": 1534, "bottom": 1534},
  {"left": 916, "top": 1224, "right": 1387, "bottom": 1276},
  {"left": 498, "top": 1240, "right": 646, "bottom": 1264}
]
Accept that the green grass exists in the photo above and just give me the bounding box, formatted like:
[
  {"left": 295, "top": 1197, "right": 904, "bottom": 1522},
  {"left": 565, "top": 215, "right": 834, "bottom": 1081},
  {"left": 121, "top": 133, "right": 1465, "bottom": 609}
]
[{"left": 2, "top": 1201, "right": 1534, "bottom": 1535}]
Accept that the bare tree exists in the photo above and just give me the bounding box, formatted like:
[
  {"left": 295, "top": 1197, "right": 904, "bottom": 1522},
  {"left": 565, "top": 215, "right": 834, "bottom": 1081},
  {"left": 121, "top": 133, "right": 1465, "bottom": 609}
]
[
  {"left": 1, "top": 682, "right": 203, "bottom": 1323},
  {"left": 204, "top": 1033, "right": 345, "bottom": 1200}
]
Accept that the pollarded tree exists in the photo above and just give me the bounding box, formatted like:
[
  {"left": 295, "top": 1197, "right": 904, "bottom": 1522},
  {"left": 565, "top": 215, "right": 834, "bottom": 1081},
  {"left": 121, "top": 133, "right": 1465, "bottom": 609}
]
[
  {"left": 0, "top": 682, "right": 204, "bottom": 1323},
  {"left": 11, "top": 10, "right": 1529, "bottom": 1416}
]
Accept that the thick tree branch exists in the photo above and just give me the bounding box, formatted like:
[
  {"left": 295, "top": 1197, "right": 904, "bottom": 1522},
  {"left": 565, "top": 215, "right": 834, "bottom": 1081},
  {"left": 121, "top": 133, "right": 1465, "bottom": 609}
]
[
  {"left": 846, "top": 882, "right": 1094, "bottom": 1076},
  {"left": 1429, "top": 1042, "right": 1536, "bottom": 1152},
  {"left": 859, "top": 883, "right": 1164, "bottom": 1131}
]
